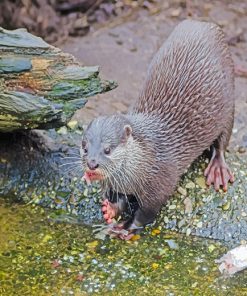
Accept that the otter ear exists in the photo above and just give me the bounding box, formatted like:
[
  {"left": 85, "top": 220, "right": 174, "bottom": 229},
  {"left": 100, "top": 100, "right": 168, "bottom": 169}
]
[
  {"left": 122, "top": 125, "right": 132, "bottom": 142},
  {"left": 124, "top": 125, "right": 132, "bottom": 137}
]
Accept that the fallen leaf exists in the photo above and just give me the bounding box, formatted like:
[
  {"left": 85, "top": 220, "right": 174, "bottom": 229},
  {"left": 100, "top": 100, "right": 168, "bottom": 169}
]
[
  {"left": 151, "top": 229, "right": 161, "bottom": 236},
  {"left": 152, "top": 263, "right": 159, "bottom": 269},
  {"left": 131, "top": 234, "right": 141, "bottom": 241}
]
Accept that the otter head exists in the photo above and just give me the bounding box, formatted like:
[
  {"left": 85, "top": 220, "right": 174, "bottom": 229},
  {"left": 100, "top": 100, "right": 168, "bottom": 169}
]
[{"left": 81, "top": 114, "right": 133, "bottom": 183}]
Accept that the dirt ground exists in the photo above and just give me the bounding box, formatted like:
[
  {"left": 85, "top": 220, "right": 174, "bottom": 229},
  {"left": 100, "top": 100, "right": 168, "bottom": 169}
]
[{"left": 61, "top": 0, "right": 247, "bottom": 149}]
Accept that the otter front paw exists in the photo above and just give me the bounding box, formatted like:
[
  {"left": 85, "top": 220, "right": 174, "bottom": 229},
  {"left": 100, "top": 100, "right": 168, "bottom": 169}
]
[
  {"left": 101, "top": 199, "right": 118, "bottom": 224},
  {"left": 108, "top": 221, "right": 143, "bottom": 240}
]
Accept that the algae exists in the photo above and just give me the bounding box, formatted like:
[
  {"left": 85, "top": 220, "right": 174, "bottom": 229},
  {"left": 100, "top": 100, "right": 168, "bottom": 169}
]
[{"left": 0, "top": 200, "right": 247, "bottom": 296}]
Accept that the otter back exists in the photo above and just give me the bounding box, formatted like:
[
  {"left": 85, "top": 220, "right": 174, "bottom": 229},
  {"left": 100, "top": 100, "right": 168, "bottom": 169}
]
[{"left": 133, "top": 20, "right": 234, "bottom": 172}]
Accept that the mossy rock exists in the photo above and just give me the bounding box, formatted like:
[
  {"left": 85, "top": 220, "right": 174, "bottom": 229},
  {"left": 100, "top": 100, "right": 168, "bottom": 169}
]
[
  {"left": 158, "top": 152, "right": 247, "bottom": 245},
  {"left": 0, "top": 27, "right": 117, "bottom": 132}
]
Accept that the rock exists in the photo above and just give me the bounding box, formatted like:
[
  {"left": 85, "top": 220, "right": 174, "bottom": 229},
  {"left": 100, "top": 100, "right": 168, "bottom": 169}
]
[
  {"left": 195, "top": 177, "right": 207, "bottom": 189},
  {"left": 0, "top": 27, "right": 117, "bottom": 132},
  {"left": 184, "top": 197, "right": 193, "bottom": 214},
  {"left": 177, "top": 186, "right": 187, "bottom": 196},
  {"left": 185, "top": 181, "right": 196, "bottom": 189}
]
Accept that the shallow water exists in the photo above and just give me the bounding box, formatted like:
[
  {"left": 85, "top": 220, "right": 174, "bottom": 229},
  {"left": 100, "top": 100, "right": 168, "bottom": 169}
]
[{"left": 0, "top": 200, "right": 246, "bottom": 296}]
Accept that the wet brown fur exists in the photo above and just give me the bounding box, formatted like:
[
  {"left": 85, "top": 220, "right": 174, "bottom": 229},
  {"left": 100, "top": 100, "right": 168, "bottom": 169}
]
[{"left": 83, "top": 20, "right": 234, "bottom": 229}]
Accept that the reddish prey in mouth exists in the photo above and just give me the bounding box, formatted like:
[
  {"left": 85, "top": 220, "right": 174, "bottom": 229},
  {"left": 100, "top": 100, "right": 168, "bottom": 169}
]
[{"left": 82, "top": 169, "right": 104, "bottom": 185}]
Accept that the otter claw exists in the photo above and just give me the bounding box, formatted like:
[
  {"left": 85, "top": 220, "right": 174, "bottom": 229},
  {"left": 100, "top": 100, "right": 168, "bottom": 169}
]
[
  {"left": 204, "top": 154, "right": 234, "bottom": 192},
  {"left": 119, "top": 233, "right": 135, "bottom": 240},
  {"left": 107, "top": 224, "right": 131, "bottom": 239}
]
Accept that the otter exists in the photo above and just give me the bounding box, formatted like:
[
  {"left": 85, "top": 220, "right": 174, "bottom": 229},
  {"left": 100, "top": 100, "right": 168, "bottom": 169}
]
[{"left": 81, "top": 20, "right": 235, "bottom": 239}]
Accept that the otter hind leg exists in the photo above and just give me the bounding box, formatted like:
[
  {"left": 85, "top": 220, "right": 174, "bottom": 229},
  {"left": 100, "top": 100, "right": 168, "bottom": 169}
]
[
  {"left": 204, "top": 127, "right": 234, "bottom": 191},
  {"left": 116, "top": 201, "right": 164, "bottom": 240}
]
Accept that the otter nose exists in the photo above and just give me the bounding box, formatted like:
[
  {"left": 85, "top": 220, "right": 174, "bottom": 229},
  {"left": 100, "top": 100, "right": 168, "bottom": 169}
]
[{"left": 87, "top": 159, "right": 99, "bottom": 170}]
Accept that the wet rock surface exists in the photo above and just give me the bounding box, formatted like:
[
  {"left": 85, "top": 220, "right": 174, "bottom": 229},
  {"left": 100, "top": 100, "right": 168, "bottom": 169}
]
[
  {"left": 158, "top": 153, "right": 247, "bottom": 246},
  {"left": 1, "top": 126, "right": 246, "bottom": 245}
]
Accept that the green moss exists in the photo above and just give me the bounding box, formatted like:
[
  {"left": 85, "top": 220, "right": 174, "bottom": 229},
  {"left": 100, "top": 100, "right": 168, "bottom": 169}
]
[
  {"left": 48, "top": 78, "right": 117, "bottom": 100},
  {"left": 0, "top": 28, "right": 117, "bottom": 132},
  {"left": 0, "top": 200, "right": 246, "bottom": 295},
  {"left": 0, "top": 202, "right": 247, "bottom": 296}
]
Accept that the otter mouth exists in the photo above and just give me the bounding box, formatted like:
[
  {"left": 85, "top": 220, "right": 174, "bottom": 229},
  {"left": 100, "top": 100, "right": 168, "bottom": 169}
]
[{"left": 82, "top": 169, "right": 105, "bottom": 185}]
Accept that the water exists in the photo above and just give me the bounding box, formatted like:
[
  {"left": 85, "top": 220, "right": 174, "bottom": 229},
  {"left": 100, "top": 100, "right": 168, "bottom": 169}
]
[{"left": 0, "top": 200, "right": 246, "bottom": 296}]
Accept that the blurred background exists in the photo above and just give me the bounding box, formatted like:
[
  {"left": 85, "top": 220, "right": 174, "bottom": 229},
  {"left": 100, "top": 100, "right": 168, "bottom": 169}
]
[{"left": 1, "top": 0, "right": 247, "bottom": 149}]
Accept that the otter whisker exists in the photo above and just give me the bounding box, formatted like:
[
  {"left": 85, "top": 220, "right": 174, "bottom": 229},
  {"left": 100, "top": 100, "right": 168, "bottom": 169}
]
[
  {"left": 102, "top": 163, "right": 122, "bottom": 206},
  {"left": 64, "top": 151, "right": 81, "bottom": 156},
  {"left": 62, "top": 156, "right": 82, "bottom": 160},
  {"left": 107, "top": 163, "right": 136, "bottom": 213},
  {"left": 117, "top": 169, "right": 143, "bottom": 209},
  {"left": 62, "top": 165, "right": 83, "bottom": 174},
  {"left": 59, "top": 161, "right": 82, "bottom": 167},
  {"left": 114, "top": 171, "right": 133, "bottom": 214}
]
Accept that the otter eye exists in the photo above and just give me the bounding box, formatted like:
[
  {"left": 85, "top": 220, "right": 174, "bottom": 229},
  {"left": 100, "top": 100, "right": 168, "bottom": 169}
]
[{"left": 104, "top": 147, "right": 111, "bottom": 155}]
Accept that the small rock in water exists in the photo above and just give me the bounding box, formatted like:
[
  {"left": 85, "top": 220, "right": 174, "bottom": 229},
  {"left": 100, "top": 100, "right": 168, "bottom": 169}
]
[
  {"left": 222, "top": 201, "right": 231, "bottom": 211},
  {"left": 197, "top": 221, "right": 203, "bottom": 228},
  {"left": 165, "top": 239, "right": 179, "bottom": 250},
  {"left": 186, "top": 228, "right": 191, "bottom": 236},
  {"left": 169, "top": 204, "right": 176, "bottom": 210}
]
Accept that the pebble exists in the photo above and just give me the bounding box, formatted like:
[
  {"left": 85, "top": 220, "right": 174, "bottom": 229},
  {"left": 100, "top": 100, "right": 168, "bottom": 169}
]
[
  {"left": 186, "top": 228, "right": 191, "bottom": 236},
  {"left": 195, "top": 177, "right": 207, "bottom": 189},
  {"left": 170, "top": 8, "right": 181, "bottom": 17},
  {"left": 222, "top": 201, "right": 231, "bottom": 211},
  {"left": 197, "top": 221, "right": 203, "bottom": 228},
  {"left": 238, "top": 146, "right": 246, "bottom": 153},
  {"left": 177, "top": 186, "right": 187, "bottom": 196},
  {"left": 185, "top": 181, "right": 196, "bottom": 189},
  {"left": 169, "top": 204, "right": 176, "bottom": 210},
  {"left": 184, "top": 197, "right": 193, "bottom": 214}
]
